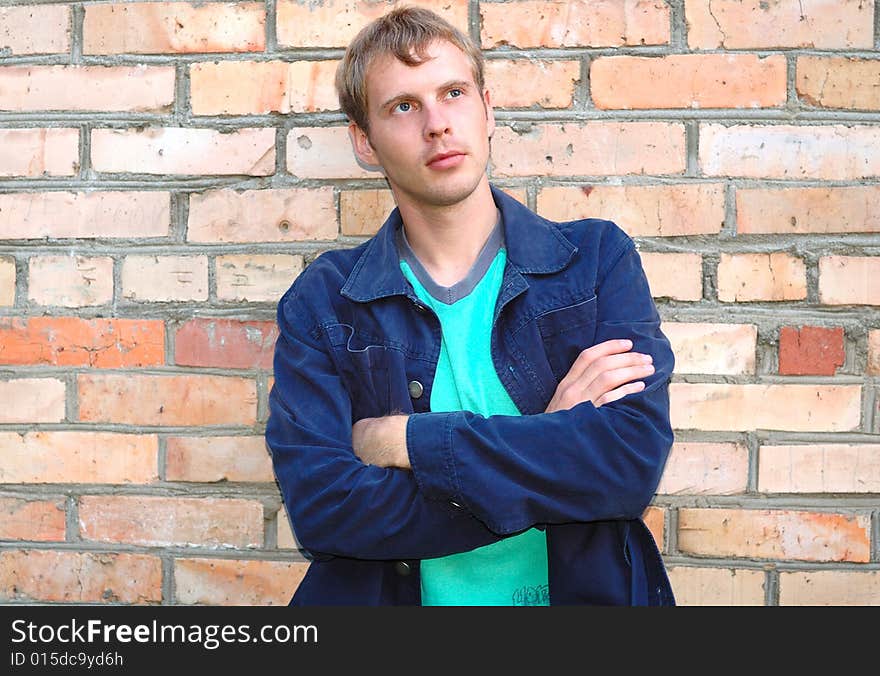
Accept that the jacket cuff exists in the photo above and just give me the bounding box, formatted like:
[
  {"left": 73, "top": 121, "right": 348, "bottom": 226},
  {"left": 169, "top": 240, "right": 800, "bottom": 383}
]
[{"left": 406, "top": 411, "right": 467, "bottom": 511}]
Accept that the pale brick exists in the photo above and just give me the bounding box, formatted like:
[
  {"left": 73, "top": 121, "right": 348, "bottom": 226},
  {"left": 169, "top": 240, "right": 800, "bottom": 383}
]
[
  {"left": 84, "top": 2, "right": 266, "bottom": 54},
  {"left": 643, "top": 506, "right": 664, "bottom": 549},
  {"left": 79, "top": 496, "right": 263, "bottom": 548},
  {"left": 667, "top": 567, "right": 765, "bottom": 606},
  {"left": 481, "top": 0, "right": 670, "bottom": 48},
  {"left": 537, "top": 184, "right": 724, "bottom": 236},
  {"left": 0, "top": 5, "right": 71, "bottom": 55},
  {"left": 0, "top": 191, "right": 170, "bottom": 239},
  {"left": 779, "top": 570, "right": 880, "bottom": 606},
  {"left": 0, "top": 65, "right": 174, "bottom": 112},
  {"left": 0, "top": 498, "right": 66, "bottom": 541},
  {"left": 287, "top": 127, "right": 376, "bottom": 179},
  {"left": 276, "top": 505, "right": 300, "bottom": 550},
  {"left": 276, "top": 0, "right": 467, "bottom": 48},
  {"left": 685, "top": 0, "right": 873, "bottom": 49},
  {"left": 0, "top": 431, "right": 158, "bottom": 484},
  {"left": 122, "top": 255, "right": 208, "bottom": 302},
  {"left": 485, "top": 59, "right": 580, "bottom": 109},
  {"left": 340, "top": 189, "right": 397, "bottom": 236},
  {"left": 700, "top": 124, "right": 880, "bottom": 180},
  {"left": 27, "top": 255, "right": 114, "bottom": 307},
  {"left": 0, "top": 257, "right": 14, "bottom": 306},
  {"left": 737, "top": 186, "right": 880, "bottom": 234},
  {"left": 798, "top": 57, "right": 880, "bottom": 111},
  {"left": 0, "top": 550, "right": 162, "bottom": 603},
  {"left": 166, "top": 436, "right": 273, "bottom": 482},
  {"left": 670, "top": 383, "right": 861, "bottom": 432},
  {"left": 0, "top": 378, "right": 65, "bottom": 424},
  {"left": 591, "top": 54, "right": 786, "bottom": 109},
  {"left": 759, "top": 444, "right": 880, "bottom": 494},
  {"left": 92, "top": 127, "right": 275, "bottom": 176},
  {"left": 0, "top": 129, "right": 78, "bottom": 177},
  {"left": 215, "top": 254, "right": 302, "bottom": 302},
  {"left": 657, "top": 442, "right": 749, "bottom": 495},
  {"left": 818, "top": 256, "right": 880, "bottom": 306},
  {"left": 665, "top": 322, "right": 757, "bottom": 375},
  {"left": 188, "top": 187, "right": 337, "bottom": 243},
  {"left": 717, "top": 253, "right": 806, "bottom": 302},
  {"left": 678, "top": 508, "right": 871, "bottom": 562},
  {"left": 175, "top": 558, "right": 309, "bottom": 605},
  {"left": 868, "top": 330, "right": 880, "bottom": 375},
  {"left": 191, "top": 60, "right": 339, "bottom": 115},
  {"left": 77, "top": 373, "right": 257, "bottom": 426},
  {"left": 491, "top": 123, "right": 686, "bottom": 177},
  {"left": 639, "top": 252, "right": 703, "bottom": 301}
]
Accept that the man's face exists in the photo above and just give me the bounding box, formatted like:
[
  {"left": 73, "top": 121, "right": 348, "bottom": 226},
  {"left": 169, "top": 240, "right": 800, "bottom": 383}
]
[{"left": 349, "top": 39, "right": 495, "bottom": 209}]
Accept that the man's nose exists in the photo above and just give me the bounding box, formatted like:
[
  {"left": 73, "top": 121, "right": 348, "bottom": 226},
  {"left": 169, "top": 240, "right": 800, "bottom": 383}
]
[{"left": 423, "top": 103, "right": 451, "bottom": 139}]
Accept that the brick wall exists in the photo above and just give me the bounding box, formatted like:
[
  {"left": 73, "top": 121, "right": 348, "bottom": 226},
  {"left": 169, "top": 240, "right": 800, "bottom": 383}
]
[{"left": 1, "top": 0, "right": 878, "bottom": 606}]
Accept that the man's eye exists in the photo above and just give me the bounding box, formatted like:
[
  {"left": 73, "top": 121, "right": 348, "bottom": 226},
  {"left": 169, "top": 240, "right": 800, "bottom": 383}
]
[
  {"left": 394, "top": 101, "right": 412, "bottom": 113},
  {"left": 448, "top": 89, "right": 463, "bottom": 98}
]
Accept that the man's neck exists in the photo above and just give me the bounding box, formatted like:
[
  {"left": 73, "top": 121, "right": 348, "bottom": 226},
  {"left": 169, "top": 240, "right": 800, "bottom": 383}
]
[{"left": 394, "top": 180, "right": 498, "bottom": 287}]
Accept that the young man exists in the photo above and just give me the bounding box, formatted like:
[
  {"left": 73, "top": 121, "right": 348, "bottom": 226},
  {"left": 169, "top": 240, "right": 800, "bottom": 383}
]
[{"left": 266, "top": 6, "right": 676, "bottom": 606}]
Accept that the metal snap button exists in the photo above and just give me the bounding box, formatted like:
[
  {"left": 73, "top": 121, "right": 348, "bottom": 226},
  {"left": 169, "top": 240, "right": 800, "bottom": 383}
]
[
  {"left": 408, "top": 380, "right": 424, "bottom": 399},
  {"left": 395, "top": 560, "right": 412, "bottom": 576}
]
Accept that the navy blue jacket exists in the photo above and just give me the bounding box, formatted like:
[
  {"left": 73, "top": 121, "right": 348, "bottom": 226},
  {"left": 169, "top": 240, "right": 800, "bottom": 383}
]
[{"left": 266, "top": 185, "right": 676, "bottom": 605}]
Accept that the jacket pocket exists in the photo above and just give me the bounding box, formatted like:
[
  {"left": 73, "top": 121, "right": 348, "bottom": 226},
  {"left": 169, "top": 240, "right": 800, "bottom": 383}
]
[{"left": 535, "top": 295, "right": 598, "bottom": 382}]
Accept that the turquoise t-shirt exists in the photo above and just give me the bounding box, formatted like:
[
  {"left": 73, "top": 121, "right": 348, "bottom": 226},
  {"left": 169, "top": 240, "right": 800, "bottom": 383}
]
[{"left": 398, "top": 223, "right": 549, "bottom": 606}]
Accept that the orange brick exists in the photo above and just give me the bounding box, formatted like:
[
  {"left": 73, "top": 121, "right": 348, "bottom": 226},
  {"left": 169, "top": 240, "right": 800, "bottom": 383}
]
[
  {"left": 79, "top": 496, "right": 263, "bottom": 548},
  {"left": 0, "top": 129, "right": 78, "bottom": 177},
  {"left": 287, "top": 127, "right": 375, "bottom": 179},
  {"left": 0, "top": 498, "right": 65, "bottom": 541},
  {"left": 700, "top": 124, "right": 880, "bottom": 180},
  {"left": 670, "top": 383, "right": 861, "bottom": 432},
  {"left": 215, "top": 254, "right": 302, "bottom": 302},
  {"left": 0, "top": 317, "right": 164, "bottom": 368},
  {"left": 166, "top": 435, "right": 273, "bottom": 482},
  {"left": 174, "top": 318, "right": 277, "bottom": 369},
  {"left": 0, "top": 65, "right": 174, "bottom": 112},
  {"left": 122, "top": 255, "right": 208, "bottom": 302},
  {"left": 819, "top": 256, "right": 880, "bottom": 305},
  {"left": 91, "top": 127, "right": 275, "bottom": 176},
  {"left": 639, "top": 252, "right": 703, "bottom": 301},
  {"left": 188, "top": 187, "right": 337, "bottom": 243},
  {"left": 0, "top": 378, "right": 65, "bottom": 424},
  {"left": 643, "top": 505, "right": 664, "bottom": 550},
  {"left": 84, "top": 2, "right": 266, "bottom": 54},
  {"left": 678, "top": 508, "right": 871, "bottom": 562},
  {"left": 0, "top": 191, "right": 170, "bottom": 239},
  {"left": 28, "top": 255, "right": 113, "bottom": 307},
  {"left": 276, "top": 0, "right": 467, "bottom": 48},
  {"left": 685, "top": 0, "right": 873, "bottom": 49},
  {"left": 667, "top": 567, "right": 765, "bottom": 606},
  {"left": 779, "top": 570, "right": 880, "bottom": 606},
  {"left": 537, "top": 184, "right": 724, "bottom": 236},
  {"left": 340, "top": 189, "right": 397, "bottom": 236},
  {"left": 592, "top": 54, "right": 786, "bottom": 109},
  {"left": 759, "top": 444, "right": 880, "bottom": 494},
  {"left": 485, "top": 59, "right": 580, "bottom": 109},
  {"left": 191, "top": 60, "right": 339, "bottom": 115},
  {"left": 77, "top": 373, "right": 257, "bottom": 426},
  {"left": 717, "top": 252, "right": 806, "bottom": 302},
  {"left": 175, "top": 558, "right": 309, "bottom": 605},
  {"left": 0, "top": 5, "right": 71, "bottom": 55},
  {"left": 868, "top": 330, "right": 880, "bottom": 375},
  {"left": 276, "top": 505, "right": 300, "bottom": 550},
  {"left": 0, "top": 431, "right": 158, "bottom": 484},
  {"left": 798, "top": 57, "right": 880, "bottom": 111},
  {"left": 657, "top": 442, "right": 749, "bottom": 495},
  {"left": 0, "top": 257, "right": 14, "bottom": 306},
  {"left": 778, "top": 326, "right": 845, "bottom": 376},
  {"left": 737, "top": 185, "right": 880, "bottom": 234},
  {"left": 491, "top": 123, "right": 686, "bottom": 177},
  {"left": 0, "top": 550, "right": 162, "bottom": 603},
  {"left": 665, "top": 322, "right": 756, "bottom": 375},
  {"left": 481, "top": 0, "right": 670, "bottom": 48}
]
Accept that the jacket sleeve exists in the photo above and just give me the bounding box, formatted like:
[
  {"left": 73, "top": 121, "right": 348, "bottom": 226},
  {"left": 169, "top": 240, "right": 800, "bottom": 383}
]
[
  {"left": 406, "top": 235, "right": 675, "bottom": 536},
  {"left": 265, "top": 285, "right": 504, "bottom": 561}
]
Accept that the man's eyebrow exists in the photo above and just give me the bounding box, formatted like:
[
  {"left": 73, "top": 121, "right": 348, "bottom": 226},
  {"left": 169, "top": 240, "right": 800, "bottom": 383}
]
[{"left": 378, "top": 79, "right": 473, "bottom": 110}]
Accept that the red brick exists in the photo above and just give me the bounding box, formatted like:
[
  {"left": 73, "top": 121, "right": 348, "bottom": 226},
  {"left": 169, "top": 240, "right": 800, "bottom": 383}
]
[
  {"left": 668, "top": 567, "right": 765, "bottom": 606},
  {"left": 779, "top": 570, "right": 880, "bottom": 606},
  {"left": 778, "top": 326, "right": 845, "bottom": 376},
  {"left": 174, "top": 318, "right": 278, "bottom": 369},
  {"left": 77, "top": 373, "right": 257, "bottom": 426},
  {"left": 656, "top": 442, "right": 749, "bottom": 495},
  {"left": 798, "top": 57, "right": 880, "bottom": 111},
  {"left": 79, "top": 496, "right": 263, "bottom": 548},
  {"left": 175, "top": 558, "right": 309, "bottom": 605},
  {"left": 819, "top": 256, "right": 880, "bottom": 305},
  {"left": 486, "top": 59, "right": 580, "bottom": 109},
  {"left": 0, "top": 378, "right": 66, "bottom": 424},
  {"left": 758, "top": 444, "right": 880, "bottom": 494},
  {"left": 737, "top": 185, "right": 880, "bottom": 234},
  {"left": 166, "top": 435, "right": 273, "bottom": 482},
  {"left": 0, "top": 317, "right": 164, "bottom": 367},
  {"left": 28, "top": 255, "right": 114, "bottom": 307},
  {"left": 0, "top": 5, "right": 71, "bottom": 55},
  {"left": 0, "top": 498, "right": 66, "bottom": 541},
  {"left": 0, "top": 550, "right": 162, "bottom": 603},
  {"left": 0, "top": 129, "right": 78, "bottom": 177}
]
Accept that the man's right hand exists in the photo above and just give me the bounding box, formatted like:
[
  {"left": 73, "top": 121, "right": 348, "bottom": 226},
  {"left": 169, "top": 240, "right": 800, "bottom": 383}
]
[{"left": 544, "top": 339, "right": 654, "bottom": 413}]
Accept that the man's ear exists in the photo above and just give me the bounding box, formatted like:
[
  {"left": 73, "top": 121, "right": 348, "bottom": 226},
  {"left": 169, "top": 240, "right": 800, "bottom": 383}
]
[
  {"left": 483, "top": 88, "right": 495, "bottom": 139},
  {"left": 348, "top": 122, "right": 379, "bottom": 167}
]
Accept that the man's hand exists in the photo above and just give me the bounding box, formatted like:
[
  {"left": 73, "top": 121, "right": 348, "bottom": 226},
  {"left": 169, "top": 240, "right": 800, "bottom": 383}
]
[
  {"left": 545, "top": 339, "right": 654, "bottom": 413},
  {"left": 351, "top": 414, "right": 411, "bottom": 469}
]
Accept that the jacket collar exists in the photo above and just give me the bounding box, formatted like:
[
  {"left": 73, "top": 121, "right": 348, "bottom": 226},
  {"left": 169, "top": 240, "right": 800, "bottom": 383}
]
[{"left": 341, "top": 184, "right": 578, "bottom": 303}]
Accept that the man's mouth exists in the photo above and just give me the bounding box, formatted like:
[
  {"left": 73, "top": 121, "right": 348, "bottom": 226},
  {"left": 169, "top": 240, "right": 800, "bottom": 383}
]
[{"left": 426, "top": 151, "right": 466, "bottom": 169}]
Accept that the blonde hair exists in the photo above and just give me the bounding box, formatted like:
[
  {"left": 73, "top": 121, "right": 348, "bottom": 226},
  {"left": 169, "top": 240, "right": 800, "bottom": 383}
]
[{"left": 335, "top": 5, "right": 485, "bottom": 134}]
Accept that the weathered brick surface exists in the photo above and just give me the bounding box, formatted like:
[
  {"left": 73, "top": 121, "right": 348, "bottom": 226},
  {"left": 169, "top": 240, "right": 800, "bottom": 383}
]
[
  {"left": 0, "top": 5, "right": 71, "bottom": 55},
  {"left": 0, "top": 378, "right": 66, "bottom": 424},
  {"left": 717, "top": 253, "right": 807, "bottom": 302},
  {"left": 779, "top": 571, "right": 880, "bottom": 606},
  {"left": 0, "top": 257, "right": 15, "bottom": 306},
  {"left": 121, "top": 255, "right": 208, "bottom": 302},
  {"left": 643, "top": 505, "right": 664, "bottom": 549},
  {"left": 286, "top": 127, "right": 376, "bottom": 179},
  {"left": 174, "top": 318, "right": 278, "bottom": 369},
  {"left": 215, "top": 254, "right": 303, "bottom": 302},
  {"left": 0, "top": 498, "right": 66, "bottom": 541},
  {"left": 657, "top": 442, "right": 749, "bottom": 496},
  {"left": 737, "top": 185, "right": 880, "bottom": 234},
  {"left": 340, "top": 189, "right": 397, "bottom": 236},
  {"left": 868, "top": 330, "right": 880, "bottom": 375},
  {"left": 276, "top": 506, "right": 300, "bottom": 550},
  {"left": 797, "top": 57, "right": 880, "bottom": 111},
  {"left": 818, "top": 256, "right": 880, "bottom": 305},
  {"left": 778, "top": 326, "right": 845, "bottom": 376},
  {"left": 27, "top": 256, "right": 114, "bottom": 307},
  {"left": 638, "top": 252, "right": 703, "bottom": 301},
  {"left": 667, "top": 567, "right": 765, "bottom": 606},
  {"left": 664, "top": 322, "right": 757, "bottom": 375},
  {"left": 758, "top": 444, "right": 880, "bottom": 494},
  {"left": 486, "top": 59, "right": 580, "bottom": 109},
  {"left": 174, "top": 558, "right": 309, "bottom": 605},
  {"left": 0, "top": 129, "right": 79, "bottom": 178},
  {"left": 165, "top": 435, "right": 274, "bottom": 482}
]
